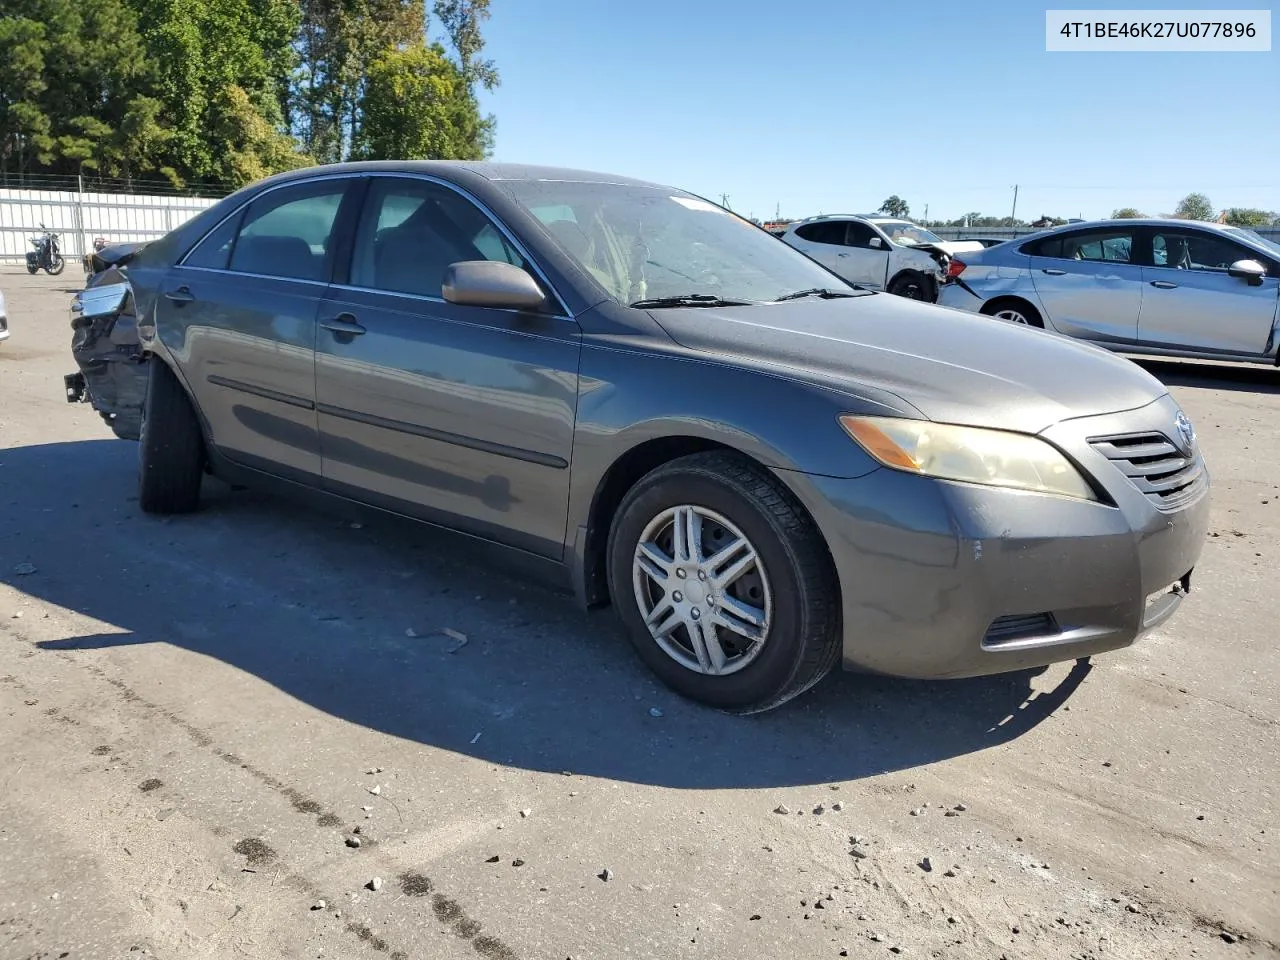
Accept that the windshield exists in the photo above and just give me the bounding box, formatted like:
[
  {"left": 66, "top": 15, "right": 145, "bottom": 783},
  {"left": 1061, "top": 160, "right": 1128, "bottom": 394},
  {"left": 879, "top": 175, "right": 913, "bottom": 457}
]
[
  {"left": 877, "top": 221, "right": 943, "bottom": 246},
  {"left": 499, "top": 179, "right": 857, "bottom": 304},
  {"left": 1223, "top": 226, "right": 1280, "bottom": 258}
]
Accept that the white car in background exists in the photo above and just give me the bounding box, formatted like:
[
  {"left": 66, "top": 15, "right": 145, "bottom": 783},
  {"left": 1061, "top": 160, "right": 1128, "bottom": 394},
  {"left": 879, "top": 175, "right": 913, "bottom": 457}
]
[
  {"left": 0, "top": 287, "right": 8, "bottom": 342},
  {"left": 780, "top": 214, "right": 985, "bottom": 301}
]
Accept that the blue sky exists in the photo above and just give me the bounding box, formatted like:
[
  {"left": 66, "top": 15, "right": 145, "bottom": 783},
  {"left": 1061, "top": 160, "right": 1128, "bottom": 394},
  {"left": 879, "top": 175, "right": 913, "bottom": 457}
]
[{"left": 473, "top": 0, "right": 1278, "bottom": 222}]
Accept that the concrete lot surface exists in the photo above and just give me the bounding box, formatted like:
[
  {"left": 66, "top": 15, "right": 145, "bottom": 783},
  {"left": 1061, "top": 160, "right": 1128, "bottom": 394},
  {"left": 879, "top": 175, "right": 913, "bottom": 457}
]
[{"left": 1, "top": 266, "right": 1277, "bottom": 959}]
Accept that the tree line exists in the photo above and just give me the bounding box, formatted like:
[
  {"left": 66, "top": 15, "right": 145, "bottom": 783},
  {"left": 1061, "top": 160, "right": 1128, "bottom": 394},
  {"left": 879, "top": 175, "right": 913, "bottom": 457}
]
[
  {"left": 876, "top": 194, "right": 1278, "bottom": 229},
  {"left": 0, "top": 0, "right": 497, "bottom": 191}
]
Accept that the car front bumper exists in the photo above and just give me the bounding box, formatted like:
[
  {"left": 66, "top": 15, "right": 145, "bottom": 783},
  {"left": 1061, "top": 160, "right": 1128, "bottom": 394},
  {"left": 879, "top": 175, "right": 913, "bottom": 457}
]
[{"left": 779, "top": 394, "right": 1210, "bottom": 678}]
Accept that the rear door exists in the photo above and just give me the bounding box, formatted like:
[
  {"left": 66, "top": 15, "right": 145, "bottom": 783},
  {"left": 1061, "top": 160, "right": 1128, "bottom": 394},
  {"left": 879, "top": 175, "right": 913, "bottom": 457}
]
[
  {"left": 786, "top": 220, "right": 851, "bottom": 277},
  {"left": 1137, "top": 227, "right": 1280, "bottom": 355},
  {"left": 1027, "top": 226, "right": 1144, "bottom": 343},
  {"left": 158, "top": 176, "right": 356, "bottom": 482},
  {"left": 314, "top": 175, "right": 581, "bottom": 559}
]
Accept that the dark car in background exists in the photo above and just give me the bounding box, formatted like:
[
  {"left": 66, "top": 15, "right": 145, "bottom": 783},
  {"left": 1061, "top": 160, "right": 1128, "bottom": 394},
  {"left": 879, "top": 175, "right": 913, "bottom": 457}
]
[{"left": 65, "top": 161, "right": 1210, "bottom": 713}]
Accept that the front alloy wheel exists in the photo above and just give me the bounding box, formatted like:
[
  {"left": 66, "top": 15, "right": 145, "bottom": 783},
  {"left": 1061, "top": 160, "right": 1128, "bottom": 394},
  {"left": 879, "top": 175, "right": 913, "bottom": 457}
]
[
  {"left": 632, "top": 505, "right": 773, "bottom": 676},
  {"left": 607, "top": 452, "right": 841, "bottom": 713}
]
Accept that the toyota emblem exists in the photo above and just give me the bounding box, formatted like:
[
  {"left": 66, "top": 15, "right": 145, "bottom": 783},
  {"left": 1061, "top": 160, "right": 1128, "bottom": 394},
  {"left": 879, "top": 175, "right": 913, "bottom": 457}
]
[{"left": 1174, "top": 410, "right": 1196, "bottom": 454}]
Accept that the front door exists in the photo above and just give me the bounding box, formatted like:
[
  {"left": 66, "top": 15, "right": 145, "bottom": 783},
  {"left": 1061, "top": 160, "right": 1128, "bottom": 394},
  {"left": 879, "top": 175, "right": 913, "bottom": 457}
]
[
  {"left": 1137, "top": 227, "right": 1280, "bottom": 355},
  {"left": 1028, "top": 226, "right": 1144, "bottom": 343},
  {"left": 156, "top": 178, "right": 354, "bottom": 481},
  {"left": 843, "top": 221, "right": 891, "bottom": 289},
  {"left": 315, "top": 176, "right": 581, "bottom": 559}
]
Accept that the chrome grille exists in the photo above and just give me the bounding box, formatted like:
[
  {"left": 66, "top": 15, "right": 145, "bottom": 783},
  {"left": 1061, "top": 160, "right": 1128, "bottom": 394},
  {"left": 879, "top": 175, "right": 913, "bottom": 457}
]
[{"left": 1089, "top": 432, "right": 1203, "bottom": 509}]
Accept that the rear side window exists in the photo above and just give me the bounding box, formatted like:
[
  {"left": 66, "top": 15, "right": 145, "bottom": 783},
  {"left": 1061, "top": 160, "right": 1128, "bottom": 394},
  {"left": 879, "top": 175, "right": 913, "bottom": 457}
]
[
  {"left": 794, "top": 221, "right": 847, "bottom": 245},
  {"left": 228, "top": 182, "right": 347, "bottom": 282},
  {"left": 1025, "top": 229, "right": 1133, "bottom": 263},
  {"left": 183, "top": 211, "right": 242, "bottom": 270}
]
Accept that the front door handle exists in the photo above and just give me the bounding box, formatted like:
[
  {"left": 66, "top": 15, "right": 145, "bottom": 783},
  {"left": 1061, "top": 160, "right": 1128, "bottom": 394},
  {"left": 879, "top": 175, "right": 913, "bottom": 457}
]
[
  {"left": 321, "top": 314, "right": 366, "bottom": 340},
  {"left": 164, "top": 286, "right": 195, "bottom": 304},
  {"left": 1149, "top": 280, "right": 1178, "bottom": 289},
  {"left": 1041, "top": 268, "right": 1067, "bottom": 276}
]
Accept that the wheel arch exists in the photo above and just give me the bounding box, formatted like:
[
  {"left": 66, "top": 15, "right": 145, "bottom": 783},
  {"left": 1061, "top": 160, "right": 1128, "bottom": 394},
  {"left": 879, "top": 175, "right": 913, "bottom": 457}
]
[
  {"left": 887, "top": 267, "right": 937, "bottom": 301},
  {"left": 980, "top": 294, "right": 1044, "bottom": 328},
  {"left": 573, "top": 436, "right": 836, "bottom": 610}
]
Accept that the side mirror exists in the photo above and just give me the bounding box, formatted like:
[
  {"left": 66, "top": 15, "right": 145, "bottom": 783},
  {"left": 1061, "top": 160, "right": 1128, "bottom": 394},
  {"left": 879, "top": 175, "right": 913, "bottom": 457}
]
[
  {"left": 442, "top": 260, "right": 548, "bottom": 310},
  {"left": 1227, "top": 258, "right": 1267, "bottom": 286},
  {"left": 867, "top": 236, "right": 883, "bottom": 249}
]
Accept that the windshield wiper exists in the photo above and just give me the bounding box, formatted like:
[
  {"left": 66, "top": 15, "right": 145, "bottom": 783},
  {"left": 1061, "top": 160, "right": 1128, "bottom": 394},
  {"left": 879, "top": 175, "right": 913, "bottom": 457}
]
[
  {"left": 773, "top": 287, "right": 864, "bottom": 302},
  {"left": 629, "top": 294, "right": 757, "bottom": 308}
]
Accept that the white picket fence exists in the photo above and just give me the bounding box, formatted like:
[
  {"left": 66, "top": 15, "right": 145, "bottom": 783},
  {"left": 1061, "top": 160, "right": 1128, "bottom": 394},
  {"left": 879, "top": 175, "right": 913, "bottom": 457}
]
[{"left": 0, "top": 187, "right": 219, "bottom": 262}]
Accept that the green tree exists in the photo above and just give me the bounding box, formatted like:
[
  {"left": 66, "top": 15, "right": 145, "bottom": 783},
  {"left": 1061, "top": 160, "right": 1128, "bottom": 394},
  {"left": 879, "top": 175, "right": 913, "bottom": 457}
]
[
  {"left": 130, "top": 0, "right": 303, "bottom": 183},
  {"left": 879, "top": 195, "right": 909, "bottom": 218},
  {"left": 1220, "top": 207, "right": 1276, "bottom": 228},
  {"left": 1112, "top": 207, "right": 1144, "bottom": 218},
  {"left": 354, "top": 40, "right": 491, "bottom": 161},
  {"left": 432, "top": 0, "right": 499, "bottom": 90},
  {"left": 1173, "top": 192, "right": 1214, "bottom": 220},
  {"left": 295, "top": 0, "right": 425, "bottom": 163},
  {"left": 214, "top": 84, "right": 311, "bottom": 187}
]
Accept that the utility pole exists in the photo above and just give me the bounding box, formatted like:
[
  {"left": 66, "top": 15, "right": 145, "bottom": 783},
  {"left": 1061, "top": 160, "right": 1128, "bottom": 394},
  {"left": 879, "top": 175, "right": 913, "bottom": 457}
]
[
  {"left": 923, "top": 203, "right": 929, "bottom": 223},
  {"left": 720, "top": 193, "right": 731, "bottom": 210},
  {"left": 1011, "top": 184, "right": 1019, "bottom": 223},
  {"left": 775, "top": 202, "right": 780, "bottom": 220}
]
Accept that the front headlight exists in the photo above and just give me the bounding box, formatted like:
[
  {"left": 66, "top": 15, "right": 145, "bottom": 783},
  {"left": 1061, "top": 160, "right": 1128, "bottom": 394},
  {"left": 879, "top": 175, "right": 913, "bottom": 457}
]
[{"left": 840, "top": 415, "right": 1098, "bottom": 501}]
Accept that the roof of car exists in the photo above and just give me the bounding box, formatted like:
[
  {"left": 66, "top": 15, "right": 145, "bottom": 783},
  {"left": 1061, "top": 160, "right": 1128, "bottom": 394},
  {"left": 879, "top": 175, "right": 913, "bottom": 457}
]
[
  {"left": 269, "top": 160, "right": 669, "bottom": 189},
  {"left": 1034, "top": 217, "right": 1247, "bottom": 233}
]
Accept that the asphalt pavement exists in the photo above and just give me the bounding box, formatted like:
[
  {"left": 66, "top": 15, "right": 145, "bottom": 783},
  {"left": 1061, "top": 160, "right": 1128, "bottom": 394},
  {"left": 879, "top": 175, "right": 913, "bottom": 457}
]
[{"left": 1, "top": 266, "right": 1277, "bottom": 960}]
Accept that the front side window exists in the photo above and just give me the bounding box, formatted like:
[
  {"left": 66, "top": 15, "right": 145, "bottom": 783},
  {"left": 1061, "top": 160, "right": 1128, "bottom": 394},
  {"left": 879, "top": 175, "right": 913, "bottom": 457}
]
[
  {"left": 1152, "top": 230, "right": 1250, "bottom": 271},
  {"left": 228, "top": 182, "right": 347, "bottom": 282},
  {"left": 502, "top": 180, "right": 857, "bottom": 304},
  {"left": 349, "top": 178, "right": 528, "bottom": 299},
  {"left": 846, "top": 222, "right": 879, "bottom": 249}
]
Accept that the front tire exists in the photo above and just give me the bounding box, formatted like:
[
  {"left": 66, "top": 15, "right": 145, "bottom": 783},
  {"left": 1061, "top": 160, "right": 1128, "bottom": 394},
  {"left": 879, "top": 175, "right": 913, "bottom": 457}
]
[
  {"left": 606, "top": 452, "right": 841, "bottom": 714},
  {"left": 887, "top": 270, "right": 933, "bottom": 301},
  {"left": 138, "top": 358, "right": 205, "bottom": 514},
  {"left": 46, "top": 254, "right": 65, "bottom": 276}
]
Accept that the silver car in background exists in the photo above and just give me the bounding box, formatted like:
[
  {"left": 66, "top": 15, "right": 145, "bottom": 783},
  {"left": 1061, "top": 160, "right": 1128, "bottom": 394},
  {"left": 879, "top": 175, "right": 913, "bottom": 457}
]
[{"left": 938, "top": 218, "right": 1280, "bottom": 365}]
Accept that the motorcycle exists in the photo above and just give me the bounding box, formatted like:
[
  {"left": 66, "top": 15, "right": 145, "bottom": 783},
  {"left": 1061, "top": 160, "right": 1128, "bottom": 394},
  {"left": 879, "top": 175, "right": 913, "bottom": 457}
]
[{"left": 25, "top": 225, "right": 65, "bottom": 275}]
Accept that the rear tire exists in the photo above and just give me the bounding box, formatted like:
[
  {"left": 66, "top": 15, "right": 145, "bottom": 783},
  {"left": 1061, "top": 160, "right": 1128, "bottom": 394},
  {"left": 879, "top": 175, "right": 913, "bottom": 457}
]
[
  {"left": 981, "top": 298, "right": 1043, "bottom": 328},
  {"left": 606, "top": 452, "right": 841, "bottom": 714},
  {"left": 138, "top": 358, "right": 205, "bottom": 514}
]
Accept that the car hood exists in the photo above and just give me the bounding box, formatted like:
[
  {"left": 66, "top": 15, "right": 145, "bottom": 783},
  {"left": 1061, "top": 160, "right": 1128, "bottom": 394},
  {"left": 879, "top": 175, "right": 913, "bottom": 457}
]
[{"left": 647, "top": 294, "right": 1169, "bottom": 434}]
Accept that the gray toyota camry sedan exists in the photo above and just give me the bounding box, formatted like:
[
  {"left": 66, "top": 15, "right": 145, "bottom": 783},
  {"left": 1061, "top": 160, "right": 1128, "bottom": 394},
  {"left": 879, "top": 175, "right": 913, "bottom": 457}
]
[{"left": 99, "top": 161, "right": 1209, "bottom": 713}]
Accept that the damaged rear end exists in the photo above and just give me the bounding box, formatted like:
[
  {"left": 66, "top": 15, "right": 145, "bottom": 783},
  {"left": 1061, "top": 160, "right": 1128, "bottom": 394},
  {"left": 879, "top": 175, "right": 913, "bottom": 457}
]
[{"left": 66, "top": 268, "right": 147, "bottom": 440}]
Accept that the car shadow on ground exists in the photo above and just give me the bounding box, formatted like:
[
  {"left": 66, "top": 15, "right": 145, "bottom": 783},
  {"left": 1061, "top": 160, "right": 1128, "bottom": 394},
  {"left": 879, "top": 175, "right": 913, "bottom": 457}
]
[
  {"left": 1135, "top": 356, "right": 1280, "bottom": 395},
  {"left": 3, "top": 438, "right": 1092, "bottom": 790}
]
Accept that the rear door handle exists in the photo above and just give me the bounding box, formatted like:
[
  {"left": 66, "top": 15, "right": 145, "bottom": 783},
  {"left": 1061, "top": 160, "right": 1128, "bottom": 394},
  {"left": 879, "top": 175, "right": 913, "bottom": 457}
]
[
  {"left": 1041, "top": 268, "right": 1067, "bottom": 276},
  {"left": 837, "top": 252, "right": 850, "bottom": 258},
  {"left": 1149, "top": 280, "right": 1178, "bottom": 289},
  {"left": 164, "top": 286, "right": 195, "bottom": 304},
  {"left": 321, "top": 314, "right": 366, "bottom": 339}
]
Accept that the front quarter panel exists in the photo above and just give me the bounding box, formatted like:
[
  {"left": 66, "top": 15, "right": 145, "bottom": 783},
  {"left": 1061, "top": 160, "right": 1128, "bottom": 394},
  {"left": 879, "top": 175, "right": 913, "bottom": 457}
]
[{"left": 566, "top": 324, "right": 906, "bottom": 537}]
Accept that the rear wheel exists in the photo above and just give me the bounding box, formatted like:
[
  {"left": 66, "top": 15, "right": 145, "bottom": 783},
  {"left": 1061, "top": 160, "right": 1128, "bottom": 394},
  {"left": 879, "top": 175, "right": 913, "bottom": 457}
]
[
  {"left": 981, "top": 298, "right": 1043, "bottom": 328},
  {"left": 138, "top": 359, "right": 205, "bottom": 514},
  {"left": 606, "top": 452, "right": 841, "bottom": 714}
]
